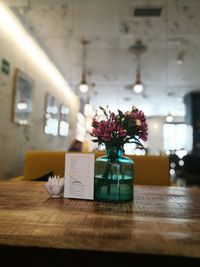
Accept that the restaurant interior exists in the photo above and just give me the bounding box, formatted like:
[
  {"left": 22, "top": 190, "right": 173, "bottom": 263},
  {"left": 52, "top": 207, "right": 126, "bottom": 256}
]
[
  {"left": 0, "top": 0, "right": 200, "bottom": 186},
  {"left": 0, "top": 0, "right": 200, "bottom": 265}
]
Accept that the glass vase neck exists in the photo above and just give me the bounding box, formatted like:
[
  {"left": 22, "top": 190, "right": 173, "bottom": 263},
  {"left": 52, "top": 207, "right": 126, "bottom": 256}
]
[{"left": 106, "top": 146, "right": 123, "bottom": 160}]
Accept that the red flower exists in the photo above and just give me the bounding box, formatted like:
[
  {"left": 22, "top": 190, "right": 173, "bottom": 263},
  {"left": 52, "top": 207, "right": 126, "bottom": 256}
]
[{"left": 91, "top": 106, "right": 148, "bottom": 149}]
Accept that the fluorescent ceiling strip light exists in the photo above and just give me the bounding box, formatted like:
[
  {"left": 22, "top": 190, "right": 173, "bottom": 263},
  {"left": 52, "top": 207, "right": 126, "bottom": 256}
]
[{"left": 0, "top": 3, "right": 76, "bottom": 102}]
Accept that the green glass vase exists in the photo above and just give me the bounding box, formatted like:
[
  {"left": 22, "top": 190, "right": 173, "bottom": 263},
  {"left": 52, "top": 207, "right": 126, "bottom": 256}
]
[{"left": 94, "top": 147, "right": 134, "bottom": 202}]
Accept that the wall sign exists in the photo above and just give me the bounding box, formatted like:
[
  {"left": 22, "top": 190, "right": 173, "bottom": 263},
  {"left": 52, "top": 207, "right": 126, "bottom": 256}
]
[{"left": 1, "top": 58, "right": 10, "bottom": 75}]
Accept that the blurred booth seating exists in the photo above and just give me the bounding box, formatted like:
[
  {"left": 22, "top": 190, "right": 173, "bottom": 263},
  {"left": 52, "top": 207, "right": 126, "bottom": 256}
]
[
  {"left": 131, "top": 155, "right": 170, "bottom": 186},
  {"left": 95, "top": 152, "right": 170, "bottom": 186},
  {"left": 11, "top": 151, "right": 170, "bottom": 186},
  {"left": 12, "top": 151, "right": 66, "bottom": 181}
]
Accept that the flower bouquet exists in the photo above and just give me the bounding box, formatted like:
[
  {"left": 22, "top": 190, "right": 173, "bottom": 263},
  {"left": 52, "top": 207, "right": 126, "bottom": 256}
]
[
  {"left": 92, "top": 106, "right": 148, "bottom": 151},
  {"left": 91, "top": 106, "right": 148, "bottom": 202}
]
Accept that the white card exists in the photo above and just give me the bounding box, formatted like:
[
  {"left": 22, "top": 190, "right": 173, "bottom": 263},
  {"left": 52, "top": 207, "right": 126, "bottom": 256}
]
[{"left": 64, "top": 153, "right": 94, "bottom": 200}]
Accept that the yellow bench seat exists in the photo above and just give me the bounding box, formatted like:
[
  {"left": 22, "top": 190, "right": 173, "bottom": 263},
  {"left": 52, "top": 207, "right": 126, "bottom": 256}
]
[{"left": 12, "top": 151, "right": 170, "bottom": 186}]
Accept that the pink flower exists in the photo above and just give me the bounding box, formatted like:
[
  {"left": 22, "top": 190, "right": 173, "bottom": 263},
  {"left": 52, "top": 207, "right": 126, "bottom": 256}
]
[{"left": 91, "top": 106, "right": 148, "bottom": 149}]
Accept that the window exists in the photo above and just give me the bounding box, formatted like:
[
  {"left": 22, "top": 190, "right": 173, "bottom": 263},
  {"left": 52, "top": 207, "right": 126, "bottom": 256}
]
[
  {"left": 44, "top": 93, "right": 58, "bottom": 136},
  {"left": 59, "top": 105, "right": 69, "bottom": 137},
  {"left": 163, "top": 123, "right": 192, "bottom": 152}
]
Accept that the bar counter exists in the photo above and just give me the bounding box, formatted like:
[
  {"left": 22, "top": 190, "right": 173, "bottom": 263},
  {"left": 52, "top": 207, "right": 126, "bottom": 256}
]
[{"left": 0, "top": 181, "right": 199, "bottom": 266}]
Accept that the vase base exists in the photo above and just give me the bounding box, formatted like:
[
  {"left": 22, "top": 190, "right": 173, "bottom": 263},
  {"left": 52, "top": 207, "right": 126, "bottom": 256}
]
[
  {"left": 94, "top": 183, "right": 134, "bottom": 203},
  {"left": 95, "top": 198, "right": 133, "bottom": 203},
  {"left": 94, "top": 152, "right": 134, "bottom": 203}
]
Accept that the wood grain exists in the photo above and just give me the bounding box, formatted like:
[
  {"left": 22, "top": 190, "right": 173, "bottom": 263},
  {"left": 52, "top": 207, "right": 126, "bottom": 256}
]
[{"left": 0, "top": 181, "right": 200, "bottom": 259}]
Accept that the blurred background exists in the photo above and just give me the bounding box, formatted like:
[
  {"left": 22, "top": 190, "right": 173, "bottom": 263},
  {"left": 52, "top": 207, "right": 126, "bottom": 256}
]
[{"left": 0, "top": 0, "right": 200, "bottom": 186}]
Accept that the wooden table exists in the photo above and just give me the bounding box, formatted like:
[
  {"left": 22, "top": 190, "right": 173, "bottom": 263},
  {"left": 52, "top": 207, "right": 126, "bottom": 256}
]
[{"left": 0, "top": 181, "right": 200, "bottom": 266}]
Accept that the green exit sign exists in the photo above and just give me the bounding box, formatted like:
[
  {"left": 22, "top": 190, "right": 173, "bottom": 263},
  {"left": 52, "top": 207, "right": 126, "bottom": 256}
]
[{"left": 1, "top": 58, "right": 10, "bottom": 75}]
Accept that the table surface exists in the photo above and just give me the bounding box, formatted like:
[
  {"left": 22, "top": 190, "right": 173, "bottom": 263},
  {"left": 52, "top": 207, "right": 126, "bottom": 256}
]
[{"left": 0, "top": 181, "right": 200, "bottom": 259}]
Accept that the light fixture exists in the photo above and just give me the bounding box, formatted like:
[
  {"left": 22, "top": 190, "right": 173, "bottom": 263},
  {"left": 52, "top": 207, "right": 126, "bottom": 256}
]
[
  {"left": 79, "top": 39, "right": 89, "bottom": 93},
  {"left": 83, "top": 91, "right": 96, "bottom": 117},
  {"left": 129, "top": 39, "right": 147, "bottom": 94},
  {"left": 79, "top": 73, "right": 89, "bottom": 93},
  {"left": 133, "top": 70, "right": 143, "bottom": 93},
  {"left": 176, "top": 58, "right": 183, "bottom": 65},
  {"left": 166, "top": 113, "right": 174, "bottom": 123},
  {"left": 84, "top": 103, "right": 94, "bottom": 117},
  {"left": 176, "top": 51, "right": 185, "bottom": 65}
]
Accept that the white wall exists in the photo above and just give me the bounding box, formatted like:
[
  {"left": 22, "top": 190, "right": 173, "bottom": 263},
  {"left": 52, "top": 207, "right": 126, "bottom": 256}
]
[{"left": 0, "top": 10, "right": 79, "bottom": 180}]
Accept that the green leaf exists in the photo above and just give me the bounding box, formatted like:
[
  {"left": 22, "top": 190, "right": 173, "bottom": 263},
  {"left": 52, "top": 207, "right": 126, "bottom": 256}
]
[
  {"left": 99, "top": 106, "right": 105, "bottom": 111},
  {"left": 91, "top": 139, "right": 100, "bottom": 143},
  {"left": 99, "top": 106, "right": 108, "bottom": 117},
  {"left": 118, "top": 109, "right": 123, "bottom": 116}
]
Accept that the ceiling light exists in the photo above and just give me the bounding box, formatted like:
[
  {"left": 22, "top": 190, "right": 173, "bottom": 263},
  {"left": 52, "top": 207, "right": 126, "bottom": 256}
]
[
  {"left": 79, "top": 39, "right": 89, "bottom": 93},
  {"left": 133, "top": 71, "right": 143, "bottom": 94},
  {"left": 166, "top": 113, "right": 174, "bottom": 123},
  {"left": 176, "top": 51, "right": 185, "bottom": 65},
  {"left": 84, "top": 103, "right": 94, "bottom": 117},
  {"left": 130, "top": 39, "right": 146, "bottom": 95},
  {"left": 79, "top": 80, "right": 89, "bottom": 93},
  {"left": 176, "top": 59, "right": 183, "bottom": 65},
  {"left": 133, "top": 83, "right": 143, "bottom": 94}
]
